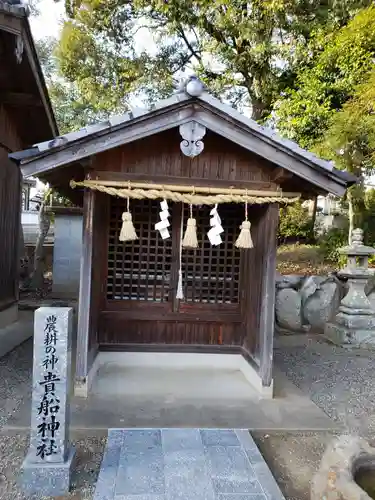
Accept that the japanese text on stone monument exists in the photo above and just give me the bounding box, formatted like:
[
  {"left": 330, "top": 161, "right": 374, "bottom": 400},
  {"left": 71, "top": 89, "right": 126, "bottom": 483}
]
[{"left": 36, "top": 315, "right": 61, "bottom": 460}]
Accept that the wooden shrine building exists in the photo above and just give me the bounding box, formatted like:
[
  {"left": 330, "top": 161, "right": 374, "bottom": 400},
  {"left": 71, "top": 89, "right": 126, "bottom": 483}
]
[
  {"left": 11, "top": 77, "right": 355, "bottom": 397},
  {"left": 0, "top": 1, "right": 57, "bottom": 328}
]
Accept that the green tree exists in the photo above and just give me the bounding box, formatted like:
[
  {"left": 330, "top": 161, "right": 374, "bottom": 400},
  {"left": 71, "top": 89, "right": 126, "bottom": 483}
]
[
  {"left": 36, "top": 37, "right": 110, "bottom": 133},
  {"left": 321, "top": 69, "right": 375, "bottom": 174},
  {"left": 275, "top": 5, "right": 375, "bottom": 148},
  {"left": 274, "top": 6, "right": 375, "bottom": 242},
  {"left": 56, "top": 0, "right": 371, "bottom": 121},
  {"left": 278, "top": 200, "right": 312, "bottom": 243},
  {"left": 315, "top": 69, "right": 375, "bottom": 240},
  {"left": 363, "top": 188, "right": 375, "bottom": 247}
]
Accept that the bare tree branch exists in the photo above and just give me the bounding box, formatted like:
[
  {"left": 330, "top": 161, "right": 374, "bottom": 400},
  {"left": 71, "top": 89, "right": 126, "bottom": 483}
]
[{"left": 177, "top": 25, "right": 203, "bottom": 63}]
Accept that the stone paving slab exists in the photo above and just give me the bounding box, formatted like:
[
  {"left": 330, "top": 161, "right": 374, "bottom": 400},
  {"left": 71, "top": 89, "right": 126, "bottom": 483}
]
[{"left": 93, "top": 429, "right": 285, "bottom": 500}]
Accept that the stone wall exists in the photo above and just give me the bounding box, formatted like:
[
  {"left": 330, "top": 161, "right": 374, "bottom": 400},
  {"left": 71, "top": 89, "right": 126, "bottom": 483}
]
[
  {"left": 275, "top": 273, "right": 375, "bottom": 335},
  {"left": 275, "top": 273, "right": 344, "bottom": 334},
  {"left": 52, "top": 209, "right": 83, "bottom": 299}
]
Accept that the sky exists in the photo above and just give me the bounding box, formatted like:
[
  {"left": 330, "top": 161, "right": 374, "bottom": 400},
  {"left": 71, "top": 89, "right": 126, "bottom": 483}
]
[
  {"left": 30, "top": 0, "right": 65, "bottom": 39},
  {"left": 29, "top": 0, "right": 155, "bottom": 51}
]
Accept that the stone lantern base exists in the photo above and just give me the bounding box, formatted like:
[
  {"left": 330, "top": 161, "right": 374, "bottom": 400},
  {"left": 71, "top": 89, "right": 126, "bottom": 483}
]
[{"left": 324, "top": 312, "right": 375, "bottom": 348}]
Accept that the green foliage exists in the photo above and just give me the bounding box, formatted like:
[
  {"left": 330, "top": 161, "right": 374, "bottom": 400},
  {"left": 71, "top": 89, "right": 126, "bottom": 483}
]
[
  {"left": 314, "top": 68, "right": 375, "bottom": 234},
  {"left": 317, "top": 189, "right": 375, "bottom": 265},
  {"left": 316, "top": 69, "right": 375, "bottom": 173},
  {"left": 275, "top": 6, "right": 375, "bottom": 148},
  {"left": 55, "top": 0, "right": 371, "bottom": 120},
  {"left": 276, "top": 8, "right": 375, "bottom": 241},
  {"left": 36, "top": 37, "right": 111, "bottom": 133},
  {"left": 318, "top": 226, "right": 349, "bottom": 263},
  {"left": 278, "top": 201, "right": 313, "bottom": 242},
  {"left": 362, "top": 188, "right": 375, "bottom": 246}
]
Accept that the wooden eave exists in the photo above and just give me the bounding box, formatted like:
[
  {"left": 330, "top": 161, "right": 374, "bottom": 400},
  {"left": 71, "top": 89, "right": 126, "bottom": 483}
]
[
  {"left": 15, "top": 97, "right": 353, "bottom": 197},
  {"left": 0, "top": 6, "right": 58, "bottom": 145}
]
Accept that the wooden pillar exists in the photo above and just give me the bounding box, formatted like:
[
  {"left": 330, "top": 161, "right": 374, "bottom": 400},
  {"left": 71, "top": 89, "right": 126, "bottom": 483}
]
[
  {"left": 258, "top": 203, "right": 279, "bottom": 387},
  {"left": 76, "top": 189, "right": 94, "bottom": 383}
]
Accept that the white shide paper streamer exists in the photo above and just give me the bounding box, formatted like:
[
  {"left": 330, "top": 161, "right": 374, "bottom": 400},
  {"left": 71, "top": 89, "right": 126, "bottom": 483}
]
[
  {"left": 207, "top": 204, "right": 224, "bottom": 246},
  {"left": 155, "top": 199, "right": 170, "bottom": 239}
]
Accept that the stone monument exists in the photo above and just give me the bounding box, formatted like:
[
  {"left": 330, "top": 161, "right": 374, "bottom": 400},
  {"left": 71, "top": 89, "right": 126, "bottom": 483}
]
[
  {"left": 20, "top": 307, "right": 75, "bottom": 496},
  {"left": 324, "top": 228, "right": 375, "bottom": 347}
]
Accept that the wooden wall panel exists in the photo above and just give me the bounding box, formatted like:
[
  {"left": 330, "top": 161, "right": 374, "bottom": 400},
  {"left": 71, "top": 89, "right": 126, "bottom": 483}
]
[
  {"left": 88, "top": 192, "right": 108, "bottom": 353},
  {"left": 0, "top": 105, "right": 22, "bottom": 310},
  {"left": 258, "top": 204, "right": 278, "bottom": 386},
  {"left": 242, "top": 204, "right": 278, "bottom": 369},
  {"left": 240, "top": 205, "right": 265, "bottom": 359},
  {"left": 92, "top": 129, "right": 277, "bottom": 188},
  {"left": 98, "top": 313, "right": 242, "bottom": 346}
]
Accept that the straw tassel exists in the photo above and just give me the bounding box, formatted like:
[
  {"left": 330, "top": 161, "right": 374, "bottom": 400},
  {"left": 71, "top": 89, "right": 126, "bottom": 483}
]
[
  {"left": 235, "top": 200, "right": 253, "bottom": 249},
  {"left": 182, "top": 204, "right": 198, "bottom": 249},
  {"left": 119, "top": 196, "right": 138, "bottom": 242}
]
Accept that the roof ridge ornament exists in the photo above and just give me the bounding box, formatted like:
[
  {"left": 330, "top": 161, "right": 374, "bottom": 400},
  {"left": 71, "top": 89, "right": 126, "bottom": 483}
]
[
  {"left": 185, "top": 75, "right": 205, "bottom": 97},
  {"left": 175, "top": 74, "right": 205, "bottom": 97}
]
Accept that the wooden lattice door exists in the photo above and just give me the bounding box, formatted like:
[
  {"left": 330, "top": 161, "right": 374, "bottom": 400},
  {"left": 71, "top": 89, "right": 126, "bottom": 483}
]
[
  {"left": 107, "top": 198, "right": 174, "bottom": 305},
  {"left": 181, "top": 203, "right": 241, "bottom": 307},
  {"left": 107, "top": 198, "right": 242, "bottom": 312}
]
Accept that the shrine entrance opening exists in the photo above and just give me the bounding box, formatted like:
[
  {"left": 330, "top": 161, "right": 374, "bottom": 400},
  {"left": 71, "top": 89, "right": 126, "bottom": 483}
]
[{"left": 102, "top": 197, "right": 246, "bottom": 346}]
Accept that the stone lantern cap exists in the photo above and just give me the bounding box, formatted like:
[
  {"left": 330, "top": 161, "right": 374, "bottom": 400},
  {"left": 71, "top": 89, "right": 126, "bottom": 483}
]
[{"left": 339, "top": 228, "right": 375, "bottom": 257}]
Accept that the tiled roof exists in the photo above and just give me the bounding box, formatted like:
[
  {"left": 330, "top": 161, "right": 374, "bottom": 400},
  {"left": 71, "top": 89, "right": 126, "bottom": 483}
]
[
  {"left": 26, "top": 76, "right": 335, "bottom": 174},
  {"left": 0, "top": 1, "right": 29, "bottom": 16}
]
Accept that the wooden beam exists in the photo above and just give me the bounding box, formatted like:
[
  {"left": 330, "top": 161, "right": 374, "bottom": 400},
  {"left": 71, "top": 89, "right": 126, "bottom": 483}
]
[
  {"left": 258, "top": 203, "right": 279, "bottom": 388},
  {"left": 94, "top": 171, "right": 276, "bottom": 191},
  {"left": 0, "top": 91, "right": 43, "bottom": 107},
  {"left": 76, "top": 188, "right": 95, "bottom": 382},
  {"left": 0, "top": 11, "right": 22, "bottom": 36},
  {"left": 22, "top": 25, "right": 59, "bottom": 137},
  {"left": 271, "top": 166, "right": 293, "bottom": 183}
]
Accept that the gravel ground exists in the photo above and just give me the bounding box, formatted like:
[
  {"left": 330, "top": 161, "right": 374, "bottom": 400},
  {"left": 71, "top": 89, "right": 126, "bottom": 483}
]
[
  {"left": 0, "top": 340, "right": 105, "bottom": 500},
  {"left": 253, "top": 431, "right": 336, "bottom": 500},
  {"left": 0, "top": 432, "right": 106, "bottom": 500},
  {"left": 1, "top": 337, "right": 375, "bottom": 499},
  {"left": 274, "top": 340, "right": 375, "bottom": 438},
  {"left": 259, "top": 338, "right": 375, "bottom": 499}
]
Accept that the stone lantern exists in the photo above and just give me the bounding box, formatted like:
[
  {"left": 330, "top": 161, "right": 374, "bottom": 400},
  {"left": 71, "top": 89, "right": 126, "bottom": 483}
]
[{"left": 324, "top": 228, "right": 375, "bottom": 348}]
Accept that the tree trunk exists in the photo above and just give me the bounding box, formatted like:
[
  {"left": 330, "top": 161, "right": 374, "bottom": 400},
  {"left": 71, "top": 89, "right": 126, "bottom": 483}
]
[
  {"left": 309, "top": 196, "right": 318, "bottom": 242},
  {"left": 348, "top": 191, "right": 354, "bottom": 245},
  {"left": 251, "top": 98, "right": 267, "bottom": 121},
  {"left": 29, "top": 195, "right": 51, "bottom": 291},
  {"left": 347, "top": 182, "right": 366, "bottom": 245}
]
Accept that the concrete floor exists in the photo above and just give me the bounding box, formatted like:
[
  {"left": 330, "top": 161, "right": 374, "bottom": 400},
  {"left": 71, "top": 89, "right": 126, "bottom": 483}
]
[{"left": 4, "top": 360, "right": 337, "bottom": 432}]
